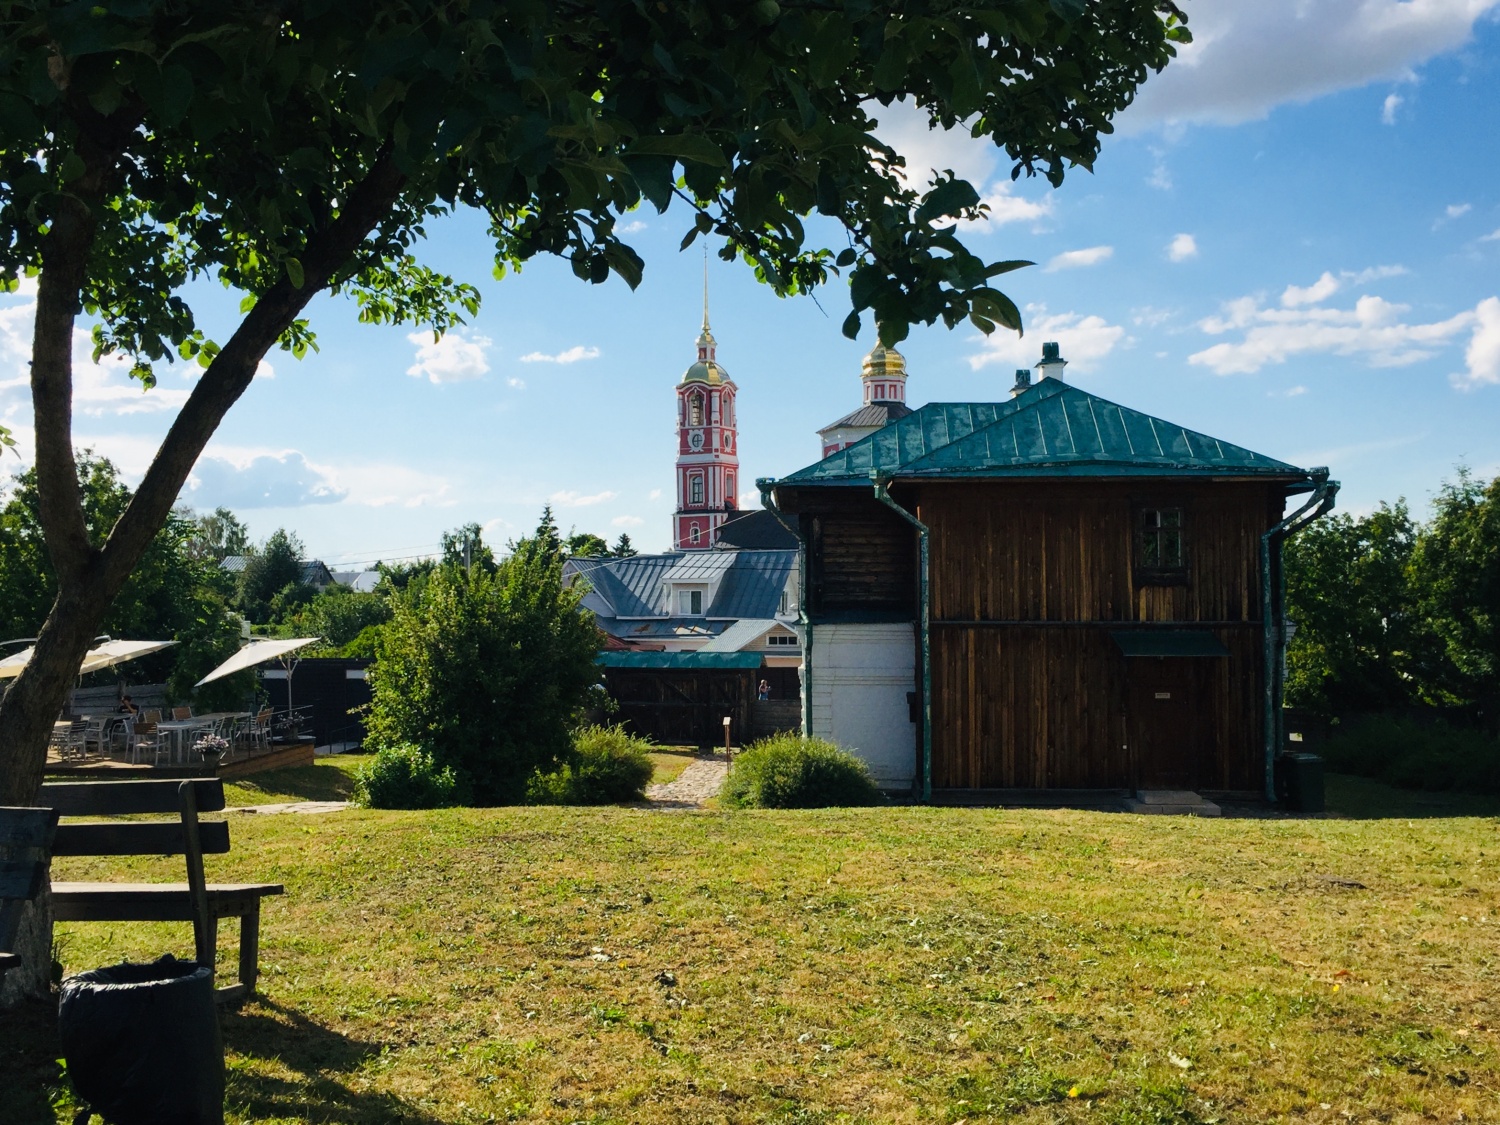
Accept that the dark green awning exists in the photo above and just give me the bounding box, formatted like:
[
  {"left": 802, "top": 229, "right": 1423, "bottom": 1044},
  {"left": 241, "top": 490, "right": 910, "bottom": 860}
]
[
  {"left": 1110, "top": 630, "right": 1230, "bottom": 658},
  {"left": 598, "top": 651, "right": 763, "bottom": 670}
]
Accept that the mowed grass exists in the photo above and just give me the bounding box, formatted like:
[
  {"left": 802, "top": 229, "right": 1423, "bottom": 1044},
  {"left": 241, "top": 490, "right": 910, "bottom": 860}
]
[
  {"left": 222, "top": 754, "right": 365, "bottom": 806},
  {"left": 645, "top": 748, "right": 699, "bottom": 786},
  {"left": 6, "top": 775, "right": 1498, "bottom": 1124}
]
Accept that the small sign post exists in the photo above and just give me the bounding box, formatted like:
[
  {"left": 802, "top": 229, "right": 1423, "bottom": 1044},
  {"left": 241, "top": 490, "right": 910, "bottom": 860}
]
[{"left": 722, "top": 715, "right": 732, "bottom": 766}]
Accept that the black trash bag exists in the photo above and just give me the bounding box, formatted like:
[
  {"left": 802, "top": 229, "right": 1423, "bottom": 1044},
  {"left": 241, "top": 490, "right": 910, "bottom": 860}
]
[{"left": 58, "top": 955, "right": 224, "bottom": 1125}]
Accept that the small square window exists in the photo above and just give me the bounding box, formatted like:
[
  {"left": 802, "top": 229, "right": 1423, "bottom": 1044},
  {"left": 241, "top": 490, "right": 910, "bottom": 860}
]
[{"left": 1137, "top": 506, "right": 1187, "bottom": 584}]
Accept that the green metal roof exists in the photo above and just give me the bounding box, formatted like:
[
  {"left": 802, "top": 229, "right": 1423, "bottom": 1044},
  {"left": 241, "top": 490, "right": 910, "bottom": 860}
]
[
  {"left": 597, "top": 651, "right": 763, "bottom": 670},
  {"left": 1110, "top": 630, "right": 1230, "bottom": 658},
  {"left": 778, "top": 380, "right": 1311, "bottom": 485}
]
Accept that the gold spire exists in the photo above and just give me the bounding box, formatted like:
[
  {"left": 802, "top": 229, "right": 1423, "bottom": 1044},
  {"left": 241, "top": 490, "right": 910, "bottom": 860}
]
[{"left": 702, "top": 247, "right": 710, "bottom": 335}]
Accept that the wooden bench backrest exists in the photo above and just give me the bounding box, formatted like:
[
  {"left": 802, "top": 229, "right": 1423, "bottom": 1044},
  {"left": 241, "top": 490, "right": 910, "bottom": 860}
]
[
  {"left": 43, "top": 779, "right": 229, "bottom": 857},
  {"left": 39, "top": 779, "right": 224, "bottom": 967},
  {"left": 0, "top": 806, "right": 60, "bottom": 953}
]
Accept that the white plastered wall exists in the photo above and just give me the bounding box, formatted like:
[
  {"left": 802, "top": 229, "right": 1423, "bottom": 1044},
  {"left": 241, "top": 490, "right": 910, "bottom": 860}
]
[{"left": 808, "top": 622, "right": 917, "bottom": 790}]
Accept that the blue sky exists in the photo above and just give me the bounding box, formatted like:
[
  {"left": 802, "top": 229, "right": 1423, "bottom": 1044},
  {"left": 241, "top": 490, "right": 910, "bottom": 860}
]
[{"left": 3, "top": 0, "right": 1499, "bottom": 565}]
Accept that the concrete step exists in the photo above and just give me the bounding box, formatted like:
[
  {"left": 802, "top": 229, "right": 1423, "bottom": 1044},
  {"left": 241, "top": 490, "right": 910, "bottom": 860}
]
[{"left": 1122, "top": 789, "right": 1222, "bottom": 817}]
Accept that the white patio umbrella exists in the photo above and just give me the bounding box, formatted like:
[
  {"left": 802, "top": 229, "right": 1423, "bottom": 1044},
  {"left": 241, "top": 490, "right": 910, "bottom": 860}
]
[
  {"left": 0, "top": 638, "right": 177, "bottom": 680},
  {"left": 196, "top": 637, "right": 320, "bottom": 729},
  {"left": 194, "top": 637, "right": 320, "bottom": 686}
]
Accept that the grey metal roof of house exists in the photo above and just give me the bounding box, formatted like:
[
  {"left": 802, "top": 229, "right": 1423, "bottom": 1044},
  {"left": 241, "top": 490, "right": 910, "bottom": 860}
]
[
  {"left": 699, "top": 618, "right": 783, "bottom": 652},
  {"left": 220, "top": 556, "right": 335, "bottom": 585},
  {"left": 779, "top": 379, "right": 1312, "bottom": 485},
  {"left": 567, "top": 549, "right": 795, "bottom": 622},
  {"left": 715, "top": 509, "right": 798, "bottom": 549},
  {"left": 817, "top": 401, "right": 914, "bottom": 434}
]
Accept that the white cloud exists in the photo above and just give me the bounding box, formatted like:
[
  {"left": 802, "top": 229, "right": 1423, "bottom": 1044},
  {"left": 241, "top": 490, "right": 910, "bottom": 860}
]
[
  {"left": 1190, "top": 286, "right": 1490, "bottom": 375},
  {"left": 550, "top": 489, "right": 616, "bottom": 507},
  {"left": 406, "top": 329, "right": 491, "bottom": 384},
  {"left": 618, "top": 220, "right": 648, "bottom": 234},
  {"left": 1147, "top": 149, "right": 1173, "bottom": 191},
  {"left": 1045, "top": 246, "right": 1113, "bottom": 272},
  {"left": 1446, "top": 203, "right": 1473, "bottom": 220},
  {"left": 972, "top": 183, "right": 1053, "bottom": 228},
  {"left": 968, "top": 305, "right": 1127, "bottom": 374},
  {"left": 1282, "top": 272, "right": 1343, "bottom": 307},
  {"left": 1381, "top": 93, "right": 1404, "bottom": 124},
  {"left": 1275, "top": 386, "right": 1309, "bottom": 398},
  {"left": 610, "top": 515, "right": 645, "bottom": 528},
  {"left": 255, "top": 359, "right": 274, "bottom": 380},
  {"left": 186, "top": 451, "right": 347, "bottom": 509},
  {"left": 648, "top": 489, "right": 662, "bottom": 502},
  {"left": 0, "top": 297, "right": 191, "bottom": 417},
  {"left": 1167, "top": 234, "right": 1198, "bottom": 262},
  {"left": 507, "top": 377, "right": 526, "bottom": 390},
  {"left": 1482, "top": 228, "right": 1500, "bottom": 243},
  {"left": 1131, "top": 306, "right": 1177, "bottom": 328},
  {"left": 519, "top": 345, "right": 601, "bottom": 365},
  {"left": 1345, "top": 265, "right": 1408, "bottom": 285},
  {"left": 1453, "top": 297, "right": 1500, "bottom": 390},
  {"left": 1123, "top": 0, "right": 1498, "bottom": 128}
]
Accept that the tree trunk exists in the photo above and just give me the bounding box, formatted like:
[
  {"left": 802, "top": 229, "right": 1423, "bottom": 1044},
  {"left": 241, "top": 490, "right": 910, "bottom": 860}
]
[{"left": 0, "top": 146, "right": 406, "bottom": 1003}]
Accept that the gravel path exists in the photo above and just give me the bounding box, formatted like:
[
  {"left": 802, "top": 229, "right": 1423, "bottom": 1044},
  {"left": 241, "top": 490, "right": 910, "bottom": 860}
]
[{"left": 643, "top": 758, "right": 728, "bottom": 810}]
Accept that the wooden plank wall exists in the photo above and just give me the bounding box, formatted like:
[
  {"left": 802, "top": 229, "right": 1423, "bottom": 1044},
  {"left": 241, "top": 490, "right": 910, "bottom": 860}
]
[
  {"left": 801, "top": 491, "right": 916, "bottom": 616},
  {"left": 917, "top": 481, "right": 1280, "bottom": 792}
]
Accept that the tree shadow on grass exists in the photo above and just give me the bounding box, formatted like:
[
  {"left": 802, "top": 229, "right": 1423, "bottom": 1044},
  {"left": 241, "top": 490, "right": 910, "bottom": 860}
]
[
  {"left": 222, "top": 997, "right": 446, "bottom": 1125},
  {"left": 0, "top": 995, "right": 67, "bottom": 1124}
]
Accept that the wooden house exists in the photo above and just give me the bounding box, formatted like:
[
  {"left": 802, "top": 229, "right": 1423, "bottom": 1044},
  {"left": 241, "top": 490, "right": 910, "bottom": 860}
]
[{"left": 762, "top": 366, "right": 1337, "bottom": 802}]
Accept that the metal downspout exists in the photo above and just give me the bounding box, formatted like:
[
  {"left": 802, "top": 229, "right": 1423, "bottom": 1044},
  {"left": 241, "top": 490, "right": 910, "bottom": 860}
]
[
  {"left": 1259, "top": 469, "right": 1338, "bottom": 802},
  {"left": 872, "top": 476, "right": 932, "bottom": 802},
  {"left": 758, "top": 480, "right": 811, "bottom": 739}
]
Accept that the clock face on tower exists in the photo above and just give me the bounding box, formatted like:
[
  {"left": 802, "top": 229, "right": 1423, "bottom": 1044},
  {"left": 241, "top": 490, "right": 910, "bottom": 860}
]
[{"left": 689, "top": 429, "right": 704, "bottom": 451}]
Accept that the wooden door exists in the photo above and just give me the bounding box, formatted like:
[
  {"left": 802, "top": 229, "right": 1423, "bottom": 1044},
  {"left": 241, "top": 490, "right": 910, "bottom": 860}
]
[{"left": 1128, "top": 659, "right": 1204, "bottom": 789}]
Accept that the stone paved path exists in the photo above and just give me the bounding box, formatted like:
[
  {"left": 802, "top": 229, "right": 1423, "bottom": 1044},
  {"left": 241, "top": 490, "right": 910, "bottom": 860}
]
[
  {"left": 230, "top": 800, "right": 353, "bottom": 815},
  {"left": 643, "top": 758, "right": 728, "bottom": 810}
]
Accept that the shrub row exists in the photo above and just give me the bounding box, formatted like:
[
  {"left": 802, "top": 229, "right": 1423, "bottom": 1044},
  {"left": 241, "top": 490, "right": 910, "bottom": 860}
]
[{"left": 1321, "top": 717, "right": 1500, "bottom": 794}]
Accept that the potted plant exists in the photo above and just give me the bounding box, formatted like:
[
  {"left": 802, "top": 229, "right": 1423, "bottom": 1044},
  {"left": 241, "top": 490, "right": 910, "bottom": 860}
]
[{"left": 194, "top": 734, "right": 230, "bottom": 766}]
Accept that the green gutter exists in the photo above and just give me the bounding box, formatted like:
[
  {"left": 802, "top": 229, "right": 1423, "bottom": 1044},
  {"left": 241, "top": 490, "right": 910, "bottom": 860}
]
[
  {"left": 1259, "top": 469, "right": 1338, "bottom": 802},
  {"left": 872, "top": 476, "right": 932, "bottom": 802},
  {"left": 758, "top": 480, "right": 811, "bottom": 739}
]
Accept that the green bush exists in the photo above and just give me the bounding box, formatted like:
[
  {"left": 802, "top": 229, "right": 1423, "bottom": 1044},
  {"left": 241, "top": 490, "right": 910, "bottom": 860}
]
[
  {"left": 354, "top": 743, "right": 459, "bottom": 809},
  {"left": 721, "top": 734, "right": 884, "bottom": 809},
  {"left": 1322, "top": 717, "right": 1500, "bottom": 794},
  {"left": 527, "top": 725, "right": 654, "bottom": 805}
]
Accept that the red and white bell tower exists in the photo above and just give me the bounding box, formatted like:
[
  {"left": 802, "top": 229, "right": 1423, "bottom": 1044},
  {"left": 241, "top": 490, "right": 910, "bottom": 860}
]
[{"left": 673, "top": 293, "right": 739, "bottom": 551}]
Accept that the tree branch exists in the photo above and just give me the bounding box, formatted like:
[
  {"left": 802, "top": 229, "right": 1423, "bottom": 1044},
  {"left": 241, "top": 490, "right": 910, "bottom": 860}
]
[{"left": 97, "top": 149, "right": 408, "bottom": 588}]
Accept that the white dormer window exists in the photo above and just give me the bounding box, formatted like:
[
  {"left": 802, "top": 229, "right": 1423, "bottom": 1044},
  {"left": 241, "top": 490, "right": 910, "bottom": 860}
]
[{"left": 677, "top": 589, "right": 703, "bottom": 615}]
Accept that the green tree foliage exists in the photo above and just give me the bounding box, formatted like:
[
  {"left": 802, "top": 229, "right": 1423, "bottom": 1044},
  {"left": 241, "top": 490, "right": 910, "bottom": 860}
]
[
  {"left": 237, "top": 529, "right": 308, "bottom": 624},
  {"left": 0, "top": 455, "right": 244, "bottom": 701},
  {"left": 564, "top": 531, "right": 609, "bottom": 559},
  {"left": 441, "top": 522, "right": 497, "bottom": 576},
  {"left": 278, "top": 584, "right": 393, "bottom": 655},
  {"left": 1284, "top": 502, "right": 1428, "bottom": 713},
  {"left": 185, "top": 507, "right": 251, "bottom": 562},
  {"left": 1413, "top": 470, "right": 1500, "bottom": 709},
  {"left": 364, "top": 530, "right": 602, "bottom": 804},
  {"left": 611, "top": 534, "right": 638, "bottom": 558},
  {"left": 1286, "top": 470, "right": 1500, "bottom": 716}
]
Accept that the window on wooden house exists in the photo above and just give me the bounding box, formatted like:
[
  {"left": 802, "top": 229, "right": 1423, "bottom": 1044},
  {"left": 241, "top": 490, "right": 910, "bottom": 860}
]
[
  {"left": 766, "top": 633, "right": 797, "bottom": 646},
  {"left": 1136, "top": 506, "right": 1187, "bottom": 584}
]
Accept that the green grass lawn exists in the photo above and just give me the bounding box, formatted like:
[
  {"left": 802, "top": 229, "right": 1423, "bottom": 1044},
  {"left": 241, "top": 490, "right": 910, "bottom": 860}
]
[
  {"left": 5, "top": 774, "right": 1497, "bottom": 1123},
  {"left": 644, "top": 748, "right": 699, "bottom": 786},
  {"left": 222, "top": 754, "right": 365, "bottom": 806}
]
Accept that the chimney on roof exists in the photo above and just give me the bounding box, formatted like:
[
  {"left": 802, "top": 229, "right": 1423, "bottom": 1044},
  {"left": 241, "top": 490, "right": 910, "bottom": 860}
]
[
  {"left": 1009, "top": 368, "right": 1032, "bottom": 398},
  {"left": 1034, "top": 341, "right": 1067, "bottom": 383}
]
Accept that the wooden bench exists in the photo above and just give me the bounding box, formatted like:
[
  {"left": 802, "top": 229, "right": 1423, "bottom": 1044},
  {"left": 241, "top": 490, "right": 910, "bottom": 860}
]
[
  {"left": 43, "top": 778, "right": 283, "bottom": 1006},
  {"left": 1, "top": 806, "right": 60, "bottom": 980}
]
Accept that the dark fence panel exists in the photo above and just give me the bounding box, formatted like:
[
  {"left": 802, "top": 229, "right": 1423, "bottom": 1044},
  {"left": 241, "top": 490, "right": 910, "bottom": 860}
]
[
  {"left": 603, "top": 668, "right": 755, "bottom": 747},
  {"left": 262, "top": 658, "right": 371, "bottom": 746}
]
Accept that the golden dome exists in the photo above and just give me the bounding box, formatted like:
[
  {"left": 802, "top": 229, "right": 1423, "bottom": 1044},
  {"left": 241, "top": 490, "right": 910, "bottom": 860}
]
[
  {"left": 862, "top": 343, "right": 907, "bottom": 380},
  {"left": 681, "top": 360, "right": 729, "bottom": 385}
]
